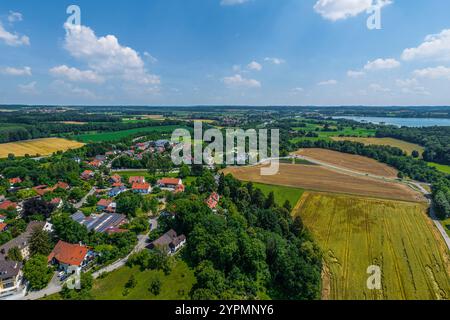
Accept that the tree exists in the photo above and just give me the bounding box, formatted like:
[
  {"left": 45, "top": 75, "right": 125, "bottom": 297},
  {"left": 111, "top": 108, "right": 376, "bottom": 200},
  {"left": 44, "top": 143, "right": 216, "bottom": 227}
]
[
  {"left": 283, "top": 200, "right": 292, "bottom": 213},
  {"left": 265, "top": 192, "right": 276, "bottom": 209},
  {"left": 179, "top": 164, "right": 191, "bottom": 179},
  {"left": 23, "top": 255, "right": 53, "bottom": 290},
  {"left": 52, "top": 214, "right": 88, "bottom": 244},
  {"left": 30, "top": 229, "right": 53, "bottom": 256},
  {"left": 22, "top": 198, "right": 55, "bottom": 221},
  {"left": 116, "top": 192, "right": 142, "bottom": 217},
  {"left": 412, "top": 150, "right": 420, "bottom": 158},
  {"left": 126, "top": 275, "right": 137, "bottom": 289},
  {"left": 149, "top": 277, "right": 162, "bottom": 296},
  {"left": 7, "top": 247, "right": 23, "bottom": 262}
]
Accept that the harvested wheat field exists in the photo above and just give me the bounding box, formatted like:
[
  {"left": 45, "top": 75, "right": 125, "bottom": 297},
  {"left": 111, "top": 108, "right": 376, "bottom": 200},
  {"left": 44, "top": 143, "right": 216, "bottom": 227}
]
[
  {"left": 294, "top": 148, "right": 398, "bottom": 178},
  {"left": 294, "top": 192, "right": 450, "bottom": 300},
  {"left": 331, "top": 137, "right": 425, "bottom": 157},
  {"left": 222, "top": 164, "right": 424, "bottom": 202},
  {"left": 0, "top": 138, "right": 85, "bottom": 158}
]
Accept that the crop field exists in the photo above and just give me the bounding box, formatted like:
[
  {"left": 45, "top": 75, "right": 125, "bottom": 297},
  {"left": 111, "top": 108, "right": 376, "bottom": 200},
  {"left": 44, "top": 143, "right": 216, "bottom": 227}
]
[
  {"left": 0, "top": 137, "right": 85, "bottom": 158},
  {"left": 74, "top": 125, "right": 181, "bottom": 142},
  {"left": 91, "top": 260, "right": 196, "bottom": 300},
  {"left": 251, "top": 183, "right": 304, "bottom": 208},
  {"left": 294, "top": 148, "right": 398, "bottom": 178},
  {"left": 429, "top": 162, "right": 450, "bottom": 175},
  {"left": 222, "top": 164, "right": 423, "bottom": 202},
  {"left": 294, "top": 192, "right": 450, "bottom": 300},
  {"left": 331, "top": 137, "right": 425, "bottom": 157}
]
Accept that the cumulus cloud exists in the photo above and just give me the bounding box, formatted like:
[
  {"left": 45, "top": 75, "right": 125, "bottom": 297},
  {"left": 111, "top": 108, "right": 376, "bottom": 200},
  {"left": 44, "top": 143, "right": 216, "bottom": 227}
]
[
  {"left": 395, "top": 78, "right": 429, "bottom": 95},
  {"left": 247, "top": 61, "right": 262, "bottom": 71},
  {"left": 221, "top": 0, "right": 250, "bottom": 6},
  {"left": 318, "top": 79, "right": 337, "bottom": 86},
  {"left": 50, "top": 65, "right": 104, "bottom": 84},
  {"left": 1, "top": 66, "right": 32, "bottom": 76},
  {"left": 8, "top": 11, "right": 23, "bottom": 23},
  {"left": 347, "top": 70, "right": 365, "bottom": 78},
  {"left": 314, "top": 0, "right": 392, "bottom": 21},
  {"left": 413, "top": 66, "right": 450, "bottom": 79},
  {"left": 0, "top": 22, "right": 30, "bottom": 46},
  {"left": 364, "top": 58, "right": 400, "bottom": 70},
  {"left": 63, "top": 23, "right": 159, "bottom": 86},
  {"left": 402, "top": 29, "right": 450, "bottom": 61},
  {"left": 223, "top": 74, "right": 261, "bottom": 88},
  {"left": 264, "top": 57, "right": 286, "bottom": 65}
]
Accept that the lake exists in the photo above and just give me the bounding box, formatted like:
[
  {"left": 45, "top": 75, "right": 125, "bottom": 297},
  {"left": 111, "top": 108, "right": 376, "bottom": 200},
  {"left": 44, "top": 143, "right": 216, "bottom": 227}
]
[{"left": 333, "top": 116, "right": 450, "bottom": 127}]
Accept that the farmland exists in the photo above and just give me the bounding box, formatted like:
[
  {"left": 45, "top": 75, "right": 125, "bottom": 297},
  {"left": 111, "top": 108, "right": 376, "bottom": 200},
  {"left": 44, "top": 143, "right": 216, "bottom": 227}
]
[
  {"left": 331, "top": 137, "right": 425, "bottom": 157},
  {"left": 74, "top": 125, "right": 182, "bottom": 142},
  {"left": 0, "top": 138, "right": 85, "bottom": 158},
  {"left": 222, "top": 164, "right": 423, "bottom": 202},
  {"left": 429, "top": 162, "right": 450, "bottom": 175},
  {"left": 294, "top": 192, "right": 450, "bottom": 300},
  {"left": 252, "top": 183, "right": 304, "bottom": 207},
  {"left": 91, "top": 260, "right": 196, "bottom": 300},
  {"left": 294, "top": 148, "right": 398, "bottom": 178}
]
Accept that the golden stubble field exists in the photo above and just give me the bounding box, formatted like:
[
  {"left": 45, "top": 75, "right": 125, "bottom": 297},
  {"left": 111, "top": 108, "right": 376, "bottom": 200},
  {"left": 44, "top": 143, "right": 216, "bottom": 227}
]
[
  {"left": 294, "top": 192, "right": 450, "bottom": 300},
  {"left": 0, "top": 138, "right": 85, "bottom": 158}
]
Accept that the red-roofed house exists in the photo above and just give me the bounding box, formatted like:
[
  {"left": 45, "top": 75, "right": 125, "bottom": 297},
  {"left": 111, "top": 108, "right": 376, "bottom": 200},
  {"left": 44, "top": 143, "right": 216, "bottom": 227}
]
[
  {"left": 54, "top": 182, "right": 70, "bottom": 190},
  {"left": 81, "top": 170, "right": 94, "bottom": 180},
  {"left": 97, "top": 199, "right": 113, "bottom": 211},
  {"left": 88, "top": 159, "right": 103, "bottom": 168},
  {"left": 33, "top": 185, "right": 51, "bottom": 196},
  {"left": 109, "top": 175, "right": 122, "bottom": 184},
  {"left": 129, "top": 176, "right": 145, "bottom": 184},
  {"left": 48, "top": 240, "right": 90, "bottom": 272},
  {"left": 0, "top": 223, "right": 7, "bottom": 232},
  {"left": 50, "top": 198, "right": 63, "bottom": 209},
  {"left": 158, "top": 178, "right": 182, "bottom": 188},
  {"left": 0, "top": 201, "right": 17, "bottom": 211},
  {"left": 206, "top": 192, "right": 220, "bottom": 210},
  {"left": 132, "top": 183, "right": 152, "bottom": 194},
  {"left": 9, "top": 177, "right": 22, "bottom": 185}
]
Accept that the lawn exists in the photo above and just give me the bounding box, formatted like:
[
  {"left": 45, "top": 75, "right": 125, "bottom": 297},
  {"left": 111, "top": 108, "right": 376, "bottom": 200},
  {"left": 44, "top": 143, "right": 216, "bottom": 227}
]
[
  {"left": 290, "top": 125, "right": 376, "bottom": 144},
  {"left": 440, "top": 217, "right": 450, "bottom": 237},
  {"left": 91, "top": 259, "right": 196, "bottom": 300},
  {"left": 294, "top": 192, "right": 450, "bottom": 300},
  {"left": 252, "top": 182, "right": 304, "bottom": 208},
  {"left": 428, "top": 162, "right": 450, "bottom": 175},
  {"left": 74, "top": 125, "right": 182, "bottom": 142},
  {"left": 0, "top": 137, "right": 85, "bottom": 158}
]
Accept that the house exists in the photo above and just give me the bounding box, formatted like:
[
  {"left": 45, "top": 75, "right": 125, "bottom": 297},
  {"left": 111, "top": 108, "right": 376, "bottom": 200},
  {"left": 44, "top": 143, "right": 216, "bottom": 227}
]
[
  {"left": 0, "top": 221, "right": 45, "bottom": 261},
  {"left": 81, "top": 170, "right": 95, "bottom": 180},
  {"left": 54, "top": 181, "right": 70, "bottom": 190},
  {"left": 71, "top": 212, "right": 127, "bottom": 233},
  {"left": 88, "top": 159, "right": 103, "bottom": 168},
  {"left": 50, "top": 198, "right": 63, "bottom": 209},
  {"left": 108, "top": 186, "right": 126, "bottom": 197},
  {"left": 0, "top": 195, "right": 5, "bottom": 203},
  {"left": 155, "top": 140, "right": 169, "bottom": 148},
  {"left": 158, "top": 178, "right": 183, "bottom": 189},
  {"left": 206, "top": 192, "right": 220, "bottom": 210},
  {"left": 33, "top": 185, "right": 51, "bottom": 196},
  {"left": 0, "top": 223, "right": 7, "bottom": 233},
  {"left": 148, "top": 229, "right": 186, "bottom": 255},
  {"left": 48, "top": 240, "right": 90, "bottom": 273},
  {"left": 97, "top": 199, "right": 113, "bottom": 211},
  {"left": 112, "top": 182, "right": 125, "bottom": 188},
  {"left": 0, "top": 201, "right": 17, "bottom": 212},
  {"left": 0, "top": 215, "right": 5, "bottom": 223},
  {"left": 129, "top": 176, "right": 145, "bottom": 184},
  {"left": 9, "top": 178, "right": 22, "bottom": 186},
  {"left": 0, "top": 261, "right": 23, "bottom": 298},
  {"left": 132, "top": 183, "right": 152, "bottom": 194},
  {"left": 109, "top": 175, "right": 122, "bottom": 184}
]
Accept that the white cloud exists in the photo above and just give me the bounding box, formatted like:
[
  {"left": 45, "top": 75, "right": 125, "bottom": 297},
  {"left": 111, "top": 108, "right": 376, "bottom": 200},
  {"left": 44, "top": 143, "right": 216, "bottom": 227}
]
[
  {"left": 291, "top": 87, "right": 305, "bottom": 95},
  {"left": 1, "top": 66, "right": 32, "bottom": 76},
  {"left": 63, "top": 23, "right": 159, "bottom": 86},
  {"left": 221, "top": 0, "right": 250, "bottom": 6},
  {"left": 0, "top": 22, "right": 30, "bottom": 46},
  {"left": 395, "top": 78, "right": 418, "bottom": 87},
  {"left": 369, "top": 83, "right": 390, "bottom": 92},
  {"left": 402, "top": 29, "right": 450, "bottom": 61},
  {"left": 318, "top": 79, "right": 337, "bottom": 86},
  {"left": 144, "top": 52, "right": 158, "bottom": 64},
  {"left": 50, "top": 65, "right": 104, "bottom": 84},
  {"left": 264, "top": 57, "right": 286, "bottom": 65},
  {"left": 247, "top": 61, "right": 262, "bottom": 71},
  {"left": 364, "top": 58, "right": 400, "bottom": 70},
  {"left": 347, "top": 70, "right": 365, "bottom": 78},
  {"left": 223, "top": 74, "right": 261, "bottom": 88},
  {"left": 8, "top": 11, "right": 23, "bottom": 23},
  {"left": 413, "top": 66, "right": 450, "bottom": 79},
  {"left": 18, "top": 81, "right": 38, "bottom": 94},
  {"left": 313, "top": 0, "right": 392, "bottom": 21}
]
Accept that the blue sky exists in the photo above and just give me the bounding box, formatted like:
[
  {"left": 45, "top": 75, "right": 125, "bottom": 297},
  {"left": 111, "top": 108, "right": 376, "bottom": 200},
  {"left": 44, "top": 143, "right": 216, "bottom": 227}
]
[{"left": 1, "top": 0, "right": 450, "bottom": 106}]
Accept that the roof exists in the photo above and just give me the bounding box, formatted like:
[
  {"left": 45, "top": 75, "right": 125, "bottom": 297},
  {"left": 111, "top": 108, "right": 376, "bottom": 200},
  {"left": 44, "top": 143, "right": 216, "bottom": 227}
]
[
  {"left": 0, "top": 260, "right": 22, "bottom": 280},
  {"left": 110, "top": 175, "right": 122, "bottom": 183},
  {"left": 71, "top": 212, "right": 127, "bottom": 233},
  {"left": 9, "top": 178, "right": 22, "bottom": 184},
  {"left": 112, "top": 182, "right": 124, "bottom": 188},
  {"left": 129, "top": 176, "right": 145, "bottom": 184},
  {"left": 151, "top": 229, "right": 180, "bottom": 248},
  {"left": 0, "top": 223, "right": 7, "bottom": 232},
  {"left": 54, "top": 182, "right": 69, "bottom": 190},
  {"left": 132, "top": 183, "right": 151, "bottom": 190},
  {"left": 51, "top": 198, "right": 62, "bottom": 204},
  {"left": 0, "top": 221, "right": 45, "bottom": 260},
  {"left": 48, "top": 240, "right": 89, "bottom": 266},
  {"left": 158, "top": 178, "right": 181, "bottom": 186},
  {"left": 0, "top": 201, "right": 17, "bottom": 211},
  {"left": 97, "top": 199, "right": 113, "bottom": 207},
  {"left": 206, "top": 192, "right": 220, "bottom": 209}
]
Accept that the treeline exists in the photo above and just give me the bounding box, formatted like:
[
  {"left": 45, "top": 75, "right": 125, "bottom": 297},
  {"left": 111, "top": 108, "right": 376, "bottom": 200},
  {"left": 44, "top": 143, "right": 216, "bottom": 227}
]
[
  {"left": 292, "top": 139, "right": 450, "bottom": 219},
  {"left": 163, "top": 172, "right": 322, "bottom": 300},
  {"left": 0, "top": 120, "right": 185, "bottom": 143},
  {"left": 0, "top": 111, "right": 121, "bottom": 124},
  {"left": 376, "top": 126, "right": 450, "bottom": 165}
]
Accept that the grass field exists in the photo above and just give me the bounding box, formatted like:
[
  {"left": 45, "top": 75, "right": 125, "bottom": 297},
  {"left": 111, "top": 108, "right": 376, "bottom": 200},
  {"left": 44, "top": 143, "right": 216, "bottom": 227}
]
[
  {"left": 294, "top": 192, "right": 450, "bottom": 300},
  {"left": 91, "top": 260, "right": 196, "bottom": 300},
  {"left": 74, "top": 125, "right": 181, "bottom": 142},
  {"left": 429, "top": 162, "right": 450, "bottom": 175},
  {"left": 0, "top": 137, "right": 85, "bottom": 158},
  {"left": 440, "top": 218, "right": 450, "bottom": 237},
  {"left": 252, "top": 183, "right": 304, "bottom": 208},
  {"left": 331, "top": 137, "right": 425, "bottom": 157}
]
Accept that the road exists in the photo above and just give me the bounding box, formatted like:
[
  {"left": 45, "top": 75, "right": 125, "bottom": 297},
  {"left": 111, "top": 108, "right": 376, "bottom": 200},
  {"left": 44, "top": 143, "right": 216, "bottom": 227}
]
[{"left": 74, "top": 187, "right": 96, "bottom": 209}]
